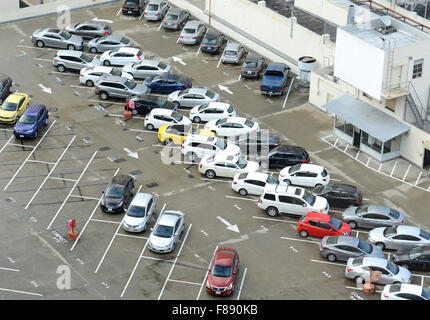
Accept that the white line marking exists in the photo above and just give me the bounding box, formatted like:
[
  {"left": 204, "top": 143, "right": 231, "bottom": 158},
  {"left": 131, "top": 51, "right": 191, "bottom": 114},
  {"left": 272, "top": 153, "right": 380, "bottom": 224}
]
[
  {"left": 8, "top": 143, "right": 35, "bottom": 148},
  {"left": 139, "top": 11, "right": 145, "bottom": 21},
  {"left": 236, "top": 267, "right": 247, "bottom": 300},
  {"left": 196, "top": 245, "right": 219, "bottom": 300},
  {"left": 252, "top": 216, "right": 297, "bottom": 224},
  {"left": 26, "top": 159, "right": 56, "bottom": 165},
  {"left": 33, "top": 57, "right": 52, "bottom": 62},
  {"left": 69, "top": 195, "right": 100, "bottom": 201},
  {"left": 0, "top": 287, "right": 43, "bottom": 297},
  {"left": 402, "top": 164, "right": 411, "bottom": 182},
  {"left": 116, "top": 234, "right": 148, "bottom": 240},
  {"left": 50, "top": 71, "right": 76, "bottom": 76},
  {"left": 157, "top": 22, "right": 163, "bottom": 31},
  {"left": 310, "top": 259, "right": 345, "bottom": 267},
  {"left": 127, "top": 128, "right": 156, "bottom": 134},
  {"left": 0, "top": 267, "right": 19, "bottom": 272},
  {"left": 216, "top": 55, "right": 223, "bottom": 68},
  {"left": 140, "top": 255, "right": 175, "bottom": 263},
  {"left": 117, "top": 8, "right": 121, "bottom": 16},
  {"left": 17, "top": 44, "right": 57, "bottom": 52},
  {"left": 88, "top": 99, "right": 124, "bottom": 105},
  {"left": 280, "top": 237, "right": 320, "bottom": 244},
  {"left": 199, "top": 178, "right": 230, "bottom": 183},
  {"left": 0, "top": 136, "right": 14, "bottom": 154},
  {"left": 225, "top": 195, "right": 257, "bottom": 202},
  {"left": 48, "top": 176, "right": 78, "bottom": 182},
  {"left": 168, "top": 279, "right": 202, "bottom": 286},
  {"left": 90, "top": 219, "right": 121, "bottom": 224},
  {"left": 70, "top": 85, "right": 92, "bottom": 90}
]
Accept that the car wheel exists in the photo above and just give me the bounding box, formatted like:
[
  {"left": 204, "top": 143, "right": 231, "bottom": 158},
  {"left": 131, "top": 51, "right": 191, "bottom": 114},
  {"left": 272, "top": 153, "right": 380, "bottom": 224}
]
[
  {"left": 143, "top": 224, "right": 147, "bottom": 232},
  {"left": 193, "top": 116, "right": 201, "bottom": 123},
  {"left": 57, "top": 64, "right": 65, "bottom": 72},
  {"left": 205, "top": 170, "right": 216, "bottom": 179},
  {"left": 103, "top": 60, "right": 111, "bottom": 66},
  {"left": 100, "top": 91, "right": 109, "bottom": 100},
  {"left": 67, "top": 44, "right": 76, "bottom": 51},
  {"left": 90, "top": 47, "right": 98, "bottom": 54},
  {"left": 266, "top": 206, "right": 278, "bottom": 217},
  {"left": 146, "top": 123, "right": 154, "bottom": 131},
  {"left": 348, "top": 221, "right": 357, "bottom": 229},
  {"left": 0, "top": 98, "right": 2, "bottom": 105},
  {"left": 44, "top": 117, "right": 49, "bottom": 126},
  {"left": 164, "top": 138, "right": 173, "bottom": 146},
  {"left": 34, "top": 130, "right": 38, "bottom": 139},
  {"left": 284, "top": 179, "right": 291, "bottom": 185},
  {"left": 376, "top": 242, "right": 385, "bottom": 250},
  {"left": 327, "top": 254, "right": 337, "bottom": 262},
  {"left": 187, "top": 152, "right": 199, "bottom": 163},
  {"left": 36, "top": 40, "right": 45, "bottom": 48},
  {"left": 299, "top": 230, "right": 308, "bottom": 237},
  {"left": 315, "top": 183, "right": 323, "bottom": 188},
  {"left": 238, "top": 188, "right": 247, "bottom": 196},
  {"left": 132, "top": 109, "right": 138, "bottom": 116},
  {"left": 86, "top": 80, "right": 94, "bottom": 87}
]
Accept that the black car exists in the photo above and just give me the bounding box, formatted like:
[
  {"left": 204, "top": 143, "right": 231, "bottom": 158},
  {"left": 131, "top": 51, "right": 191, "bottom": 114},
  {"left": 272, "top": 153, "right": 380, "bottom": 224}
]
[
  {"left": 393, "top": 246, "right": 430, "bottom": 271},
  {"left": 0, "top": 75, "right": 12, "bottom": 104},
  {"left": 100, "top": 175, "right": 135, "bottom": 213},
  {"left": 312, "top": 183, "right": 362, "bottom": 208},
  {"left": 125, "top": 94, "right": 177, "bottom": 116},
  {"left": 201, "top": 32, "right": 225, "bottom": 54},
  {"left": 122, "top": 0, "right": 146, "bottom": 16},
  {"left": 258, "top": 145, "right": 309, "bottom": 169},
  {"left": 234, "top": 132, "right": 280, "bottom": 156},
  {"left": 241, "top": 54, "right": 265, "bottom": 79}
]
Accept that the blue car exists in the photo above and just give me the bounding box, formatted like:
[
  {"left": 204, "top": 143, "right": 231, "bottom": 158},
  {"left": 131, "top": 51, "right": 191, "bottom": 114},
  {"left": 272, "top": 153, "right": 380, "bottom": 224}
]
[
  {"left": 143, "top": 74, "right": 192, "bottom": 94},
  {"left": 13, "top": 104, "right": 49, "bottom": 139}
]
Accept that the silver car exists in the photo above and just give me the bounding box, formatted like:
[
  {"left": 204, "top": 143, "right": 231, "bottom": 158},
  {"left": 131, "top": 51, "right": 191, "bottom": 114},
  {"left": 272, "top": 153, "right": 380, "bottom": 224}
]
[
  {"left": 144, "top": 0, "right": 169, "bottom": 21},
  {"left": 320, "top": 235, "right": 384, "bottom": 262},
  {"left": 167, "top": 88, "right": 220, "bottom": 108},
  {"left": 122, "top": 59, "right": 171, "bottom": 79},
  {"left": 179, "top": 20, "right": 206, "bottom": 45},
  {"left": 342, "top": 205, "right": 405, "bottom": 229},
  {"left": 345, "top": 256, "right": 412, "bottom": 285},
  {"left": 53, "top": 50, "right": 101, "bottom": 72},
  {"left": 368, "top": 225, "right": 430, "bottom": 251},
  {"left": 221, "top": 42, "right": 245, "bottom": 65},
  {"left": 162, "top": 7, "right": 190, "bottom": 30},
  {"left": 122, "top": 193, "right": 156, "bottom": 233},
  {"left": 94, "top": 75, "right": 150, "bottom": 100},
  {"left": 86, "top": 35, "right": 134, "bottom": 54},
  {"left": 65, "top": 20, "right": 112, "bottom": 39},
  {"left": 148, "top": 210, "right": 185, "bottom": 253},
  {"left": 79, "top": 66, "right": 133, "bottom": 87},
  {"left": 31, "top": 28, "right": 84, "bottom": 50}
]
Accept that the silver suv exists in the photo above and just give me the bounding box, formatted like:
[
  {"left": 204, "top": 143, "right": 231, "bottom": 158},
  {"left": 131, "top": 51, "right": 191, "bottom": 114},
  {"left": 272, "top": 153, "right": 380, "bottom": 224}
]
[
  {"left": 53, "top": 50, "right": 101, "bottom": 72},
  {"left": 94, "top": 75, "right": 150, "bottom": 100},
  {"left": 122, "top": 193, "right": 156, "bottom": 233},
  {"left": 221, "top": 42, "right": 245, "bottom": 65}
]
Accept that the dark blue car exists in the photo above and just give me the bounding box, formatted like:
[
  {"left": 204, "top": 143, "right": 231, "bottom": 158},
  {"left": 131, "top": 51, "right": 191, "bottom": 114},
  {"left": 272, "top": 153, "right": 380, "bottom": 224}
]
[
  {"left": 13, "top": 104, "right": 49, "bottom": 139},
  {"left": 143, "top": 74, "right": 192, "bottom": 94}
]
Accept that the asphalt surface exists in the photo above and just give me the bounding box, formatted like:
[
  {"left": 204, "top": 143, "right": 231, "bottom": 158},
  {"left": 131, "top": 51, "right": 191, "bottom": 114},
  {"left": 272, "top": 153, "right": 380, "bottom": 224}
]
[{"left": 0, "top": 1, "right": 429, "bottom": 301}]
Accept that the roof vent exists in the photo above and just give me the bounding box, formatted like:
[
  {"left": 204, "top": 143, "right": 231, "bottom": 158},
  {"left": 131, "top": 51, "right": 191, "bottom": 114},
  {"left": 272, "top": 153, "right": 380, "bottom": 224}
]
[{"left": 375, "top": 16, "right": 397, "bottom": 35}]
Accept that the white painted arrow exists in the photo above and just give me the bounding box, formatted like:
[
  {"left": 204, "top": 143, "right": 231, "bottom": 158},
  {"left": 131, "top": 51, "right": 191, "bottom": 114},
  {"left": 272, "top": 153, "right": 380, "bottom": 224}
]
[
  {"left": 92, "top": 17, "right": 114, "bottom": 23},
  {"left": 123, "top": 147, "right": 139, "bottom": 159},
  {"left": 216, "top": 216, "right": 240, "bottom": 233},
  {"left": 218, "top": 85, "right": 233, "bottom": 95},
  {"left": 38, "top": 84, "right": 52, "bottom": 94},
  {"left": 173, "top": 56, "right": 187, "bottom": 66},
  {"left": 16, "top": 51, "right": 26, "bottom": 57}
]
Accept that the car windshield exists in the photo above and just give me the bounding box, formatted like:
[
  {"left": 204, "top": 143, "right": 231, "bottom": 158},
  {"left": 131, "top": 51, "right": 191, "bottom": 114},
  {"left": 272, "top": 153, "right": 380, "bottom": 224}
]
[
  {"left": 2, "top": 102, "right": 17, "bottom": 111},
  {"left": 153, "top": 224, "right": 173, "bottom": 238},
  {"left": 158, "top": 62, "right": 167, "bottom": 70},
  {"left": 215, "top": 139, "right": 226, "bottom": 150},
  {"left": 329, "top": 217, "right": 342, "bottom": 230},
  {"left": 389, "top": 209, "right": 400, "bottom": 219},
  {"left": 183, "top": 28, "right": 196, "bottom": 34},
  {"left": 81, "top": 53, "right": 93, "bottom": 63},
  {"left": 357, "top": 239, "right": 372, "bottom": 254},
  {"left": 165, "top": 14, "right": 178, "bottom": 20},
  {"left": 215, "top": 118, "right": 227, "bottom": 126},
  {"left": 105, "top": 186, "right": 124, "bottom": 198},
  {"left": 383, "top": 225, "right": 398, "bottom": 238},
  {"left": 18, "top": 114, "right": 36, "bottom": 124},
  {"left": 59, "top": 30, "right": 71, "bottom": 39},
  {"left": 409, "top": 247, "right": 423, "bottom": 260},
  {"left": 321, "top": 185, "right": 333, "bottom": 193},
  {"left": 124, "top": 79, "right": 137, "bottom": 89},
  {"left": 212, "top": 264, "right": 232, "bottom": 277},
  {"left": 236, "top": 158, "right": 248, "bottom": 169},
  {"left": 244, "top": 60, "right": 257, "bottom": 68},
  {"left": 303, "top": 190, "right": 316, "bottom": 206},
  {"left": 125, "top": 1, "right": 138, "bottom": 5},
  {"left": 244, "top": 119, "right": 254, "bottom": 128},
  {"left": 356, "top": 206, "right": 368, "bottom": 215},
  {"left": 225, "top": 50, "right": 237, "bottom": 56},
  {"left": 266, "top": 175, "right": 279, "bottom": 184},
  {"left": 171, "top": 111, "right": 183, "bottom": 122},
  {"left": 110, "top": 68, "right": 122, "bottom": 77},
  {"left": 206, "top": 90, "right": 215, "bottom": 99},
  {"left": 147, "top": 4, "right": 159, "bottom": 10},
  {"left": 265, "top": 70, "right": 283, "bottom": 77},
  {"left": 120, "top": 37, "right": 131, "bottom": 44},
  {"left": 288, "top": 164, "right": 301, "bottom": 174},
  {"left": 420, "top": 229, "right": 430, "bottom": 240},
  {"left": 126, "top": 205, "right": 146, "bottom": 218},
  {"left": 203, "top": 38, "right": 217, "bottom": 45},
  {"left": 422, "top": 288, "right": 430, "bottom": 300},
  {"left": 178, "top": 89, "right": 190, "bottom": 96},
  {"left": 95, "top": 35, "right": 107, "bottom": 43},
  {"left": 386, "top": 260, "right": 399, "bottom": 275},
  {"left": 197, "top": 103, "right": 209, "bottom": 111}
]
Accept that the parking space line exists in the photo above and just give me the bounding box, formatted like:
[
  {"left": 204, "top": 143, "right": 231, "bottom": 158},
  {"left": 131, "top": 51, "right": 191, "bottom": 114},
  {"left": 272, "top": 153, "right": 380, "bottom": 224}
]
[
  {"left": 252, "top": 216, "right": 296, "bottom": 224},
  {"left": 0, "top": 128, "right": 13, "bottom": 132},
  {"left": 236, "top": 267, "right": 248, "bottom": 300},
  {"left": 141, "top": 255, "right": 175, "bottom": 263},
  {"left": 89, "top": 99, "right": 124, "bottom": 105},
  {"left": 117, "top": 233, "right": 148, "bottom": 240},
  {"left": 127, "top": 128, "right": 156, "bottom": 134},
  {"left": 310, "top": 259, "right": 345, "bottom": 267},
  {"left": 48, "top": 176, "right": 78, "bottom": 182},
  {"left": 69, "top": 195, "right": 100, "bottom": 201},
  {"left": 280, "top": 237, "right": 320, "bottom": 244},
  {"left": 90, "top": 219, "right": 120, "bottom": 224},
  {"left": 95, "top": 185, "right": 143, "bottom": 273},
  {"left": 346, "top": 286, "right": 382, "bottom": 293},
  {"left": 138, "top": 11, "right": 145, "bottom": 20},
  {"left": 4, "top": 120, "right": 56, "bottom": 191},
  {"left": 157, "top": 22, "right": 163, "bottom": 31},
  {"left": 0, "top": 136, "right": 14, "bottom": 154},
  {"left": 0, "top": 267, "right": 19, "bottom": 272},
  {"left": 199, "top": 178, "right": 230, "bottom": 183},
  {"left": 196, "top": 245, "right": 218, "bottom": 300},
  {"left": 8, "top": 143, "right": 35, "bottom": 148},
  {"left": 33, "top": 57, "right": 52, "bottom": 62},
  {"left": 225, "top": 195, "right": 257, "bottom": 202},
  {"left": 46, "top": 151, "right": 98, "bottom": 230},
  {"left": 168, "top": 279, "right": 202, "bottom": 286},
  {"left": 50, "top": 71, "right": 76, "bottom": 76},
  {"left": 17, "top": 44, "right": 57, "bottom": 52},
  {"left": 107, "top": 113, "right": 146, "bottom": 120},
  {"left": 0, "top": 287, "right": 43, "bottom": 297},
  {"left": 158, "top": 223, "right": 193, "bottom": 300},
  {"left": 26, "top": 159, "right": 56, "bottom": 165},
  {"left": 25, "top": 135, "right": 76, "bottom": 210},
  {"left": 70, "top": 85, "right": 92, "bottom": 90}
]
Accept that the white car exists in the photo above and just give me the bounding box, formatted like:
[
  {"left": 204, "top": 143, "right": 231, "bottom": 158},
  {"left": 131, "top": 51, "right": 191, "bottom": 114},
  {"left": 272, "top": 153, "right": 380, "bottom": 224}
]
[
  {"left": 121, "top": 59, "right": 171, "bottom": 79},
  {"left": 148, "top": 210, "right": 185, "bottom": 253},
  {"left": 122, "top": 193, "right": 156, "bottom": 233},
  {"left": 199, "top": 154, "right": 259, "bottom": 179},
  {"left": 79, "top": 66, "right": 133, "bottom": 87},
  {"left": 181, "top": 134, "right": 241, "bottom": 163},
  {"left": 279, "top": 163, "right": 330, "bottom": 187},
  {"left": 381, "top": 283, "right": 430, "bottom": 300},
  {"left": 167, "top": 88, "right": 220, "bottom": 108},
  {"left": 189, "top": 102, "right": 236, "bottom": 123},
  {"left": 258, "top": 183, "right": 329, "bottom": 217},
  {"left": 204, "top": 117, "right": 259, "bottom": 137},
  {"left": 144, "top": 108, "right": 191, "bottom": 130},
  {"left": 232, "top": 172, "right": 287, "bottom": 196},
  {"left": 100, "top": 47, "right": 144, "bottom": 66}
]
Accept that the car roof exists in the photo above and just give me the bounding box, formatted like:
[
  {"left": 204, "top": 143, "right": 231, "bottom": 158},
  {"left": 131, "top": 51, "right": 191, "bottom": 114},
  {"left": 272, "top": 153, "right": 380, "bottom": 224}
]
[
  {"left": 110, "top": 174, "right": 132, "bottom": 186},
  {"left": 245, "top": 53, "right": 262, "bottom": 61},
  {"left": 203, "top": 102, "right": 230, "bottom": 110},
  {"left": 150, "top": 108, "right": 174, "bottom": 115},
  {"left": 186, "top": 134, "right": 216, "bottom": 143},
  {"left": 92, "top": 66, "right": 114, "bottom": 73},
  {"left": 264, "top": 183, "right": 304, "bottom": 196},
  {"left": 167, "top": 7, "right": 185, "bottom": 14},
  {"left": 304, "top": 212, "right": 331, "bottom": 222},
  {"left": 117, "top": 47, "right": 140, "bottom": 54},
  {"left": 130, "top": 192, "right": 153, "bottom": 206},
  {"left": 148, "top": 0, "right": 164, "bottom": 4},
  {"left": 395, "top": 225, "right": 421, "bottom": 236},
  {"left": 365, "top": 205, "right": 391, "bottom": 214},
  {"left": 331, "top": 183, "right": 357, "bottom": 192},
  {"left": 240, "top": 172, "right": 269, "bottom": 181},
  {"left": 294, "top": 163, "right": 324, "bottom": 173},
  {"left": 225, "top": 42, "right": 241, "bottom": 50},
  {"left": 185, "top": 88, "right": 207, "bottom": 95},
  {"left": 393, "top": 284, "right": 425, "bottom": 295},
  {"left": 99, "top": 74, "right": 128, "bottom": 83},
  {"left": 77, "top": 20, "right": 106, "bottom": 27},
  {"left": 159, "top": 74, "right": 190, "bottom": 82},
  {"left": 205, "top": 32, "right": 221, "bottom": 38},
  {"left": 24, "top": 104, "right": 46, "bottom": 115},
  {"left": 267, "top": 62, "right": 288, "bottom": 71},
  {"left": 57, "top": 50, "right": 83, "bottom": 57},
  {"left": 335, "top": 236, "right": 359, "bottom": 246},
  {"left": 184, "top": 20, "right": 203, "bottom": 28},
  {"left": 272, "top": 145, "right": 305, "bottom": 153},
  {"left": 361, "top": 257, "right": 389, "bottom": 267},
  {"left": 138, "top": 59, "right": 161, "bottom": 67},
  {"left": 158, "top": 210, "right": 183, "bottom": 226},
  {"left": 5, "top": 93, "right": 27, "bottom": 103},
  {"left": 224, "top": 116, "right": 247, "bottom": 124},
  {"left": 212, "top": 153, "right": 238, "bottom": 162}
]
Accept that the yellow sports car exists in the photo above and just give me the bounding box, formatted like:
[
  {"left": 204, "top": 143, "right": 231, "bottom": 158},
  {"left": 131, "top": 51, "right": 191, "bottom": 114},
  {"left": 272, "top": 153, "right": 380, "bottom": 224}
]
[
  {"left": 0, "top": 93, "right": 29, "bottom": 124},
  {"left": 158, "top": 124, "right": 215, "bottom": 145}
]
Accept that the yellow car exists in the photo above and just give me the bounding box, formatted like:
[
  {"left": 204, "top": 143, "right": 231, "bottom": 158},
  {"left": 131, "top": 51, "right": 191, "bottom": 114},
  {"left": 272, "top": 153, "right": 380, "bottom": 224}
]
[
  {"left": 0, "top": 93, "right": 29, "bottom": 124},
  {"left": 158, "top": 123, "right": 215, "bottom": 145}
]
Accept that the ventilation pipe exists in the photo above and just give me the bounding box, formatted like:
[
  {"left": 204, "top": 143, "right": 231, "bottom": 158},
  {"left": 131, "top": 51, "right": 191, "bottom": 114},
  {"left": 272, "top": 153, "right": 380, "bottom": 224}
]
[{"left": 347, "top": 4, "right": 355, "bottom": 25}]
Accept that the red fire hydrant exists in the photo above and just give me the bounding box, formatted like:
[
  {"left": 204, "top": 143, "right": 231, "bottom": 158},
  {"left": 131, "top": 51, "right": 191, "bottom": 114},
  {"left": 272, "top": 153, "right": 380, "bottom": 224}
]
[{"left": 67, "top": 219, "right": 78, "bottom": 240}]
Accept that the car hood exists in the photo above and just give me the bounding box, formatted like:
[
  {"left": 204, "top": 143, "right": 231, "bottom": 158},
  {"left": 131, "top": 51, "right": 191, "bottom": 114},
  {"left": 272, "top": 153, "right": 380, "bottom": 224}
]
[
  {"left": 103, "top": 196, "right": 123, "bottom": 208},
  {"left": 101, "top": 51, "right": 112, "bottom": 59},
  {"left": 312, "top": 184, "right": 325, "bottom": 196},
  {"left": 167, "top": 90, "right": 181, "bottom": 100},
  {"left": 223, "top": 144, "right": 241, "bottom": 156},
  {"left": 123, "top": 214, "right": 145, "bottom": 226},
  {"left": 14, "top": 121, "right": 35, "bottom": 132},
  {"left": 342, "top": 206, "right": 358, "bottom": 219},
  {"left": 208, "top": 274, "right": 232, "bottom": 288},
  {"left": 204, "top": 119, "right": 217, "bottom": 130},
  {"left": 149, "top": 233, "right": 173, "bottom": 248},
  {"left": 396, "top": 266, "right": 412, "bottom": 282},
  {"left": 69, "top": 34, "right": 84, "bottom": 44},
  {"left": 245, "top": 161, "right": 260, "bottom": 173},
  {"left": 313, "top": 196, "right": 328, "bottom": 212},
  {"left": 89, "top": 58, "right": 102, "bottom": 67},
  {"left": 368, "top": 228, "right": 386, "bottom": 241},
  {"left": 32, "top": 29, "right": 43, "bottom": 37},
  {"left": 122, "top": 72, "right": 134, "bottom": 80},
  {"left": 178, "top": 116, "right": 192, "bottom": 126},
  {"left": 0, "top": 110, "right": 17, "bottom": 118},
  {"left": 122, "top": 63, "right": 135, "bottom": 72},
  {"left": 392, "top": 250, "right": 410, "bottom": 262},
  {"left": 130, "top": 83, "right": 150, "bottom": 95}
]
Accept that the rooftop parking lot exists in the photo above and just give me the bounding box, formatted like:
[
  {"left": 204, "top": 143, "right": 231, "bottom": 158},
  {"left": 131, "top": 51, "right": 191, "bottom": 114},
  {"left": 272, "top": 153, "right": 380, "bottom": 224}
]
[{"left": 0, "top": 1, "right": 430, "bottom": 301}]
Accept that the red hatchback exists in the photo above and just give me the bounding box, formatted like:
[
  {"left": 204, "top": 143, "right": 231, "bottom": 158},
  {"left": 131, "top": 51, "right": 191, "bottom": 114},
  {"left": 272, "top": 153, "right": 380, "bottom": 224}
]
[
  {"left": 206, "top": 248, "right": 239, "bottom": 296},
  {"left": 297, "top": 212, "right": 351, "bottom": 238}
]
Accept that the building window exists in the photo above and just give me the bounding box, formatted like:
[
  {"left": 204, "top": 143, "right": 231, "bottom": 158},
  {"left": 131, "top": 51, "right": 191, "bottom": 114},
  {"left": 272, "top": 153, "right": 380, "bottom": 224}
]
[
  {"left": 335, "top": 116, "right": 353, "bottom": 137},
  {"left": 363, "top": 92, "right": 373, "bottom": 101},
  {"left": 413, "top": 59, "right": 423, "bottom": 79},
  {"left": 383, "top": 136, "right": 401, "bottom": 154},
  {"left": 361, "top": 131, "right": 382, "bottom": 153}
]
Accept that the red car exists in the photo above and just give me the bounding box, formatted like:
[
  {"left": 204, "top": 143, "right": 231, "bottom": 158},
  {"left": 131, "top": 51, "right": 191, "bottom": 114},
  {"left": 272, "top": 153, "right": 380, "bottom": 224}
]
[
  {"left": 297, "top": 212, "right": 351, "bottom": 238},
  {"left": 206, "top": 247, "right": 239, "bottom": 296}
]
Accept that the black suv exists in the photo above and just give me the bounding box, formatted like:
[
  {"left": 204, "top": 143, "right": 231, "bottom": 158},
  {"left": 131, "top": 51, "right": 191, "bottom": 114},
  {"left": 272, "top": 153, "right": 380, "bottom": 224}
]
[
  {"left": 201, "top": 32, "right": 225, "bottom": 54},
  {"left": 259, "top": 145, "right": 309, "bottom": 169},
  {"left": 100, "top": 175, "right": 135, "bottom": 213},
  {"left": 122, "top": 0, "right": 146, "bottom": 16},
  {"left": 312, "top": 183, "right": 362, "bottom": 208},
  {"left": 0, "top": 75, "right": 12, "bottom": 104},
  {"left": 241, "top": 54, "right": 265, "bottom": 79},
  {"left": 125, "top": 94, "right": 177, "bottom": 115}
]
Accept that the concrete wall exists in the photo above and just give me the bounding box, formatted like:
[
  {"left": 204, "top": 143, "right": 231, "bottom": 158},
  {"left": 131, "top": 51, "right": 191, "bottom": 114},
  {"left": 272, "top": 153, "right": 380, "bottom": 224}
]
[{"left": 5, "top": 0, "right": 19, "bottom": 11}]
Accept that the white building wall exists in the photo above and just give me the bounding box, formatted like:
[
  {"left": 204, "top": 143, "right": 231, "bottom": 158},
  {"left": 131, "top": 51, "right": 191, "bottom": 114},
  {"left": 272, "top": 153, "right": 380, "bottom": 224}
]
[{"left": 5, "top": 0, "right": 19, "bottom": 11}]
